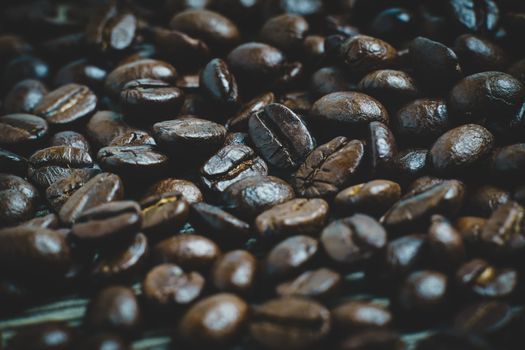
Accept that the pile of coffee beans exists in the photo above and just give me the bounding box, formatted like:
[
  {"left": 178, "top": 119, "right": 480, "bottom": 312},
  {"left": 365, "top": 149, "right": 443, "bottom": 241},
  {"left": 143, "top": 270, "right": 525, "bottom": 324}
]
[{"left": 1, "top": 0, "right": 525, "bottom": 349}]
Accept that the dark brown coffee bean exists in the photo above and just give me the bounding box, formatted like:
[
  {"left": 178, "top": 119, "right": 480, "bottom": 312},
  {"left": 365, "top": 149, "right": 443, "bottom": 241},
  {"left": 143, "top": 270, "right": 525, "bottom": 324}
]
[
  {"left": 77, "top": 333, "right": 129, "bottom": 350},
  {"left": 7, "top": 321, "right": 75, "bottom": 350},
  {"left": 249, "top": 103, "right": 314, "bottom": 169},
  {"left": 144, "top": 178, "right": 203, "bottom": 204},
  {"left": 0, "top": 226, "right": 72, "bottom": 278},
  {"left": 454, "top": 34, "right": 508, "bottom": 75},
  {"left": 278, "top": 90, "right": 313, "bottom": 116},
  {"left": 255, "top": 198, "right": 329, "bottom": 239},
  {"left": 480, "top": 201, "right": 525, "bottom": 257},
  {"left": 211, "top": 250, "right": 258, "bottom": 295},
  {"left": 339, "top": 35, "right": 397, "bottom": 78},
  {"left": 381, "top": 180, "right": 465, "bottom": 230},
  {"left": 153, "top": 28, "right": 210, "bottom": 69},
  {"left": 109, "top": 130, "right": 156, "bottom": 147},
  {"left": 369, "top": 121, "right": 397, "bottom": 175},
  {"left": 390, "top": 148, "right": 430, "bottom": 182},
  {"left": 140, "top": 192, "right": 189, "bottom": 236},
  {"left": 59, "top": 173, "right": 124, "bottom": 225},
  {"left": 177, "top": 293, "right": 248, "bottom": 348},
  {"left": 428, "top": 215, "right": 466, "bottom": 269},
  {"left": 28, "top": 146, "right": 94, "bottom": 189},
  {"left": 190, "top": 202, "right": 251, "bottom": 246},
  {"left": 200, "top": 144, "right": 268, "bottom": 192},
  {"left": 466, "top": 185, "right": 511, "bottom": 217},
  {"left": 120, "top": 79, "right": 184, "bottom": 124},
  {"left": 50, "top": 131, "right": 90, "bottom": 153},
  {"left": 456, "top": 259, "right": 517, "bottom": 298},
  {"left": 250, "top": 297, "right": 331, "bottom": 350},
  {"left": 335, "top": 180, "right": 401, "bottom": 216},
  {"left": 46, "top": 170, "right": 99, "bottom": 212},
  {"left": 303, "top": 35, "right": 325, "bottom": 66},
  {"left": 491, "top": 143, "right": 525, "bottom": 182},
  {"left": 260, "top": 14, "right": 309, "bottom": 52},
  {"left": 321, "top": 214, "right": 387, "bottom": 269},
  {"left": 86, "top": 111, "right": 132, "bottom": 149},
  {"left": 169, "top": 9, "right": 240, "bottom": 50},
  {"left": 292, "top": 137, "right": 365, "bottom": 198},
  {"left": 53, "top": 59, "right": 107, "bottom": 91},
  {"left": 4, "top": 79, "right": 48, "bottom": 114},
  {"left": 0, "top": 113, "right": 48, "bottom": 152},
  {"left": 394, "top": 99, "right": 450, "bottom": 146},
  {"left": 152, "top": 234, "right": 221, "bottom": 271},
  {"left": 454, "top": 301, "right": 513, "bottom": 336},
  {"left": 21, "top": 213, "right": 59, "bottom": 229},
  {"left": 309, "top": 67, "right": 355, "bottom": 98},
  {"left": 265, "top": 235, "right": 319, "bottom": 280},
  {"left": 276, "top": 268, "right": 341, "bottom": 300},
  {"left": 332, "top": 301, "right": 393, "bottom": 332},
  {"left": 398, "top": 270, "right": 449, "bottom": 316},
  {"left": 71, "top": 200, "right": 142, "bottom": 244},
  {"left": 447, "top": 0, "right": 500, "bottom": 33},
  {"left": 358, "top": 69, "right": 419, "bottom": 110},
  {"left": 97, "top": 145, "right": 168, "bottom": 180},
  {"left": 33, "top": 84, "right": 97, "bottom": 126},
  {"left": 142, "top": 263, "right": 205, "bottom": 310},
  {"left": 105, "top": 59, "right": 178, "bottom": 97},
  {"left": 383, "top": 234, "right": 428, "bottom": 278},
  {"left": 86, "top": 286, "right": 141, "bottom": 334},
  {"left": 91, "top": 233, "right": 149, "bottom": 283},
  {"left": 0, "top": 174, "right": 38, "bottom": 227},
  {"left": 85, "top": 4, "right": 137, "bottom": 54},
  {"left": 455, "top": 216, "right": 486, "bottom": 245},
  {"left": 222, "top": 175, "right": 295, "bottom": 219},
  {"left": 339, "top": 330, "right": 405, "bottom": 350},
  {"left": 0, "top": 148, "right": 28, "bottom": 176},
  {"left": 226, "top": 92, "right": 275, "bottom": 132},
  {"left": 199, "top": 58, "right": 239, "bottom": 110}
]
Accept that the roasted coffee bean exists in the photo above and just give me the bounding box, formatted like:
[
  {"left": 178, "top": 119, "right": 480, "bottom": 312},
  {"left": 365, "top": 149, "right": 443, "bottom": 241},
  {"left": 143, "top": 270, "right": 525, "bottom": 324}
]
[
  {"left": 480, "top": 201, "right": 525, "bottom": 257},
  {"left": 46, "top": 170, "right": 99, "bottom": 212},
  {"left": 153, "top": 116, "right": 227, "bottom": 160},
  {"left": 4, "top": 79, "right": 47, "bottom": 114},
  {"left": 321, "top": 214, "right": 387, "bottom": 269},
  {"left": 249, "top": 103, "right": 314, "bottom": 169},
  {"left": 53, "top": 59, "right": 107, "bottom": 91},
  {"left": 0, "top": 148, "right": 27, "bottom": 176},
  {"left": 142, "top": 263, "right": 205, "bottom": 310},
  {"left": 332, "top": 301, "right": 393, "bottom": 332},
  {"left": 454, "top": 301, "right": 513, "bottom": 337},
  {"left": 384, "top": 234, "right": 428, "bottom": 277},
  {"left": 335, "top": 179, "right": 401, "bottom": 216},
  {"left": 91, "top": 233, "right": 149, "bottom": 282},
  {"left": 199, "top": 58, "right": 239, "bottom": 110},
  {"left": 97, "top": 145, "right": 168, "bottom": 180},
  {"left": 309, "top": 92, "right": 389, "bottom": 135},
  {"left": 260, "top": 14, "right": 309, "bottom": 52},
  {"left": 3, "top": 55, "right": 49, "bottom": 89},
  {"left": 292, "top": 137, "right": 364, "bottom": 198},
  {"left": 120, "top": 79, "right": 184, "bottom": 124},
  {"left": 456, "top": 259, "right": 518, "bottom": 298},
  {"left": 50, "top": 131, "right": 91, "bottom": 153},
  {"left": 339, "top": 330, "right": 405, "bottom": 350},
  {"left": 105, "top": 59, "right": 178, "bottom": 97},
  {"left": 153, "top": 28, "right": 210, "bottom": 69},
  {"left": 28, "top": 146, "right": 94, "bottom": 189},
  {"left": 303, "top": 35, "right": 325, "bottom": 65},
  {"left": 455, "top": 216, "right": 486, "bottom": 245},
  {"left": 144, "top": 178, "right": 203, "bottom": 204},
  {"left": 152, "top": 234, "right": 220, "bottom": 271},
  {"left": 77, "top": 333, "right": 129, "bottom": 350},
  {"left": 390, "top": 148, "right": 430, "bottom": 182},
  {"left": 369, "top": 121, "right": 397, "bottom": 175},
  {"left": 169, "top": 9, "right": 240, "bottom": 51},
  {"left": 222, "top": 175, "right": 295, "bottom": 219},
  {"left": 491, "top": 143, "right": 525, "bottom": 182},
  {"left": 0, "top": 225, "right": 72, "bottom": 278},
  {"left": 0, "top": 113, "right": 48, "bottom": 152},
  {"left": 276, "top": 268, "right": 341, "bottom": 300},
  {"left": 382, "top": 180, "right": 465, "bottom": 230},
  {"left": 190, "top": 202, "right": 251, "bottom": 246},
  {"left": 211, "top": 250, "right": 258, "bottom": 295},
  {"left": 226, "top": 92, "right": 275, "bottom": 131},
  {"left": 200, "top": 144, "right": 268, "bottom": 192},
  {"left": 250, "top": 297, "right": 331, "bottom": 350},
  {"left": 416, "top": 331, "right": 492, "bottom": 350},
  {"left": 428, "top": 215, "right": 465, "bottom": 269},
  {"left": 397, "top": 270, "right": 449, "bottom": 317},
  {"left": 279, "top": 90, "right": 313, "bottom": 115},
  {"left": 339, "top": 35, "right": 397, "bottom": 78},
  {"left": 7, "top": 321, "right": 75, "bottom": 350},
  {"left": 358, "top": 69, "right": 419, "bottom": 110},
  {"left": 265, "top": 235, "right": 319, "bottom": 280},
  {"left": 21, "top": 213, "right": 59, "bottom": 229},
  {"left": 0, "top": 174, "right": 38, "bottom": 227},
  {"left": 109, "top": 130, "right": 156, "bottom": 147},
  {"left": 447, "top": 0, "right": 500, "bottom": 33},
  {"left": 223, "top": 132, "right": 250, "bottom": 146},
  {"left": 59, "top": 173, "right": 124, "bottom": 225},
  {"left": 85, "top": 4, "right": 137, "bottom": 54},
  {"left": 255, "top": 198, "right": 329, "bottom": 238},
  {"left": 33, "top": 84, "right": 97, "bottom": 126},
  {"left": 86, "top": 286, "right": 141, "bottom": 334},
  {"left": 86, "top": 111, "right": 132, "bottom": 149},
  {"left": 466, "top": 185, "right": 510, "bottom": 217},
  {"left": 310, "top": 66, "right": 355, "bottom": 98},
  {"left": 369, "top": 6, "right": 415, "bottom": 41},
  {"left": 394, "top": 99, "right": 450, "bottom": 146},
  {"left": 140, "top": 192, "right": 189, "bottom": 237},
  {"left": 71, "top": 201, "right": 142, "bottom": 244},
  {"left": 177, "top": 293, "right": 248, "bottom": 348},
  {"left": 454, "top": 34, "right": 508, "bottom": 75}
]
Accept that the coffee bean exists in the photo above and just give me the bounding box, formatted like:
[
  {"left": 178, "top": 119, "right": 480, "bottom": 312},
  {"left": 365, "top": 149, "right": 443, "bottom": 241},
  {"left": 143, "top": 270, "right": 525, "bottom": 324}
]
[
  {"left": 480, "top": 201, "right": 525, "bottom": 257},
  {"left": 86, "top": 286, "right": 141, "bottom": 334},
  {"left": 211, "top": 250, "right": 258, "bottom": 295},
  {"left": 152, "top": 234, "right": 221, "bottom": 271},
  {"left": 455, "top": 216, "right": 486, "bottom": 245},
  {"left": 177, "top": 293, "right": 248, "bottom": 348},
  {"left": 50, "top": 131, "right": 91, "bottom": 153},
  {"left": 109, "top": 130, "right": 156, "bottom": 147},
  {"left": 303, "top": 35, "right": 325, "bottom": 66},
  {"left": 292, "top": 137, "right": 364, "bottom": 198},
  {"left": 97, "top": 145, "right": 169, "bottom": 180},
  {"left": 265, "top": 235, "right": 319, "bottom": 280},
  {"left": 491, "top": 143, "right": 525, "bottom": 182},
  {"left": 249, "top": 103, "right": 315, "bottom": 169},
  {"left": 454, "top": 34, "right": 508, "bottom": 74},
  {"left": 21, "top": 213, "right": 59, "bottom": 229},
  {"left": 454, "top": 301, "right": 513, "bottom": 336},
  {"left": 222, "top": 175, "right": 295, "bottom": 219},
  {"left": 3, "top": 55, "right": 49, "bottom": 89},
  {"left": 153, "top": 28, "right": 210, "bottom": 70},
  {"left": 53, "top": 59, "right": 107, "bottom": 91},
  {"left": 369, "top": 121, "right": 397, "bottom": 175},
  {"left": 34, "top": 84, "right": 97, "bottom": 126},
  {"left": 142, "top": 263, "right": 205, "bottom": 310},
  {"left": 339, "top": 35, "right": 397, "bottom": 78},
  {"left": 0, "top": 113, "right": 48, "bottom": 152},
  {"left": 0, "top": 148, "right": 28, "bottom": 176},
  {"left": 276, "top": 268, "right": 341, "bottom": 300},
  {"left": 447, "top": 0, "right": 500, "bottom": 33},
  {"left": 0, "top": 174, "right": 38, "bottom": 227},
  {"left": 279, "top": 90, "right": 314, "bottom": 115},
  {"left": 250, "top": 297, "right": 331, "bottom": 350},
  {"left": 428, "top": 215, "right": 465, "bottom": 269},
  {"left": 310, "top": 67, "right": 355, "bottom": 98},
  {"left": 144, "top": 178, "right": 203, "bottom": 204},
  {"left": 384, "top": 234, "right": 428, "bottom": 277},
  {"left": 358, "top": 69, "right": 419, "bottom": 110},
  {"left": 140, "top": 192, "right": 189, "bottom": 237},
  {"left": 255, "top": 198, "right": 329, "bottom": 239},
  {"left": 332, "top": 301, "right": 393, "bottom": 332},
  {"left": 397, "top": 270, "right": 449, "bottom": 317},
  {"left": 201, "top": 144, "right": 268, "bottom": 192},
  {"left": 86, "top": 111, "right": 132, "bottom": 149},
  {"left": 226, "top": 92, "right": 275, "bottom": 132},
  {"left": 7, "top": 321, "right": 75, "bottom": 350},
  {"left": 260, "top": 14, "right": 309, "bottom": 52},
  {"left": 466, "top": 185, "right": 510, "bottom": 217},
  {"left": 3, "top": 79, "right": 48, "bottom": 114},
  {"left": 199, "top": 58, "right": 239, "bottom": 110},
  {"left": 223, "top": 132, "right": 250, "bottom": 147},
  {"left": 335, "top": 179, "right": 401, "bottom": 216},
  {"left": 46, "top": 170, "right": 99, "bottom": 212},
  {"left": 456, "top": 258, "right": 518, "bottom": 298}
]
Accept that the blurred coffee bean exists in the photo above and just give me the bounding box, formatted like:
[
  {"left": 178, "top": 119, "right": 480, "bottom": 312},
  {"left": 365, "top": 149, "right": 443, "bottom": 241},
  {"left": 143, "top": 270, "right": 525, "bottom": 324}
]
[
  {"left": 265, "top": 235, "right": 319, "bottom": 280},
  {"left": 456, "top": 259, "right": 518, "bottom": 298},
  {"left": 3, "top": 79, "right": 48, "bottom": 114},
  {"left": 211, "top": 250, "right": 258, "bottom": 295},
  {"left": 276, "top": 268, "right": 341, "bottom": 300}
]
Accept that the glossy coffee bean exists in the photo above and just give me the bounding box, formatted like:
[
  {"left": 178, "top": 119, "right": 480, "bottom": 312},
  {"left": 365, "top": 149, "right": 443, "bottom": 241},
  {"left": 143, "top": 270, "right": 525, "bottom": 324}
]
[
  {"left": 428, "top": 215, "right": 465, "bottom": 269},
  {"left": 455, "top": 216, "right": 486, "bottom": 246},
  {"left": 45, "top": 170, "right": 99, "bottom": 212},
  {"left": 456, "top": 259, "right": 518, "bottom": 298},
  {"left": 276, "top": 268, "right": 341, "bottom": 300},
  {"left": 154, "top": 28, "right": 210, "bottom": 70},
  {"left": 339, "top": 35, "right": 397, "bottom": 78},
  {"left": 0, "top": 113, "right": 48, "bottom": 152},
  {"left": 309, "top": 67, "right": 355, "bottom": 98},
  {"left": 140, "top": 192, "right": 189, "bottom": 237},
  {"left": 226, "top": 92, "right": 275, "bottom": 132},
  {"left": 97, "top": 145, "right": 169, "bottom": 180},
  {"left": 211, "top": 250, "right": 258, "bottom": 295},
  {"left": 0, "top": 174, "right": 38, "bottom": 227},
  {"left": 152, "top": 234, "right": 220, "bottom": 271},
  {"left": 34, "top": 84, "right": 97, "bottom": 126},
  {"left": 86, "top": 286, "right": 141, "bottom": 334},
  {"left": 369, "top": 121, "right": 397, "bottom": 175},
  {"left": 447, "top": 0, "right": 499, "bottom": 33},
  {"left": 144, "top": 178, "right": 203, "bottom": 204},
  {"left": 321, "top": 214, "right": 387, "bottom": 269},
  {"left": 292, "top": 137, "right": 365, "bottom": 198},
  {"left": 199, "top": 58, "right": 239, "bottom": 110},
  {"left": 358, "top": 69, "right": 419, "bottom": 110},
  {"left": 53, "top": 59, "right": 107, "bottom": 91},
  {"left": 249, "top": 103, "right": 314, "bottom": 169},
  {"left": 50, "top": 131, "right": 90, "bottom": 153},
  {"left": 3, "top": 79, "right": 47, "bottom": 114},
  {"left": 491, "top": 143, "right": 525, "bottom": 182},
  {"left": 265, "top": 235, "right": 319, "bottom": 280},
  {"left": 86, "top": 111, "right": 132, "bottom": 149},
  {"left": 335, "top": 179, "right": 401, "bottom": 216},
  {"left": 390, "top": 148, "right": 429, "bottom": 182},
  {"left": 7, "top": 321, "right": 75, "bottom": 350},
  {"left": 454, "top": 34, "right": 508, "bottom": 75},
  {"left": 332, "top": 301, "right": 393, "bottom": 332},
  {"left": 480, "top": 201, "right": 525, "bottom": 257},
  {"left": 177, "top": 293, "right": 248, "bottom": 348},
  {"left": 466, "top": 185, "right": 510, "bottom": 217},
  {"left": 255, "top": 198, "right": 329, "bottom": 239},
  {"left": 222, "top": 175, "right": 295, "bottom": 219},
  {"left": 260, "top": 14, "right": 309, "bottom": 52},
  {"left": 397, "top": 270, "right": 449, "bottom": 317},
  {"left": 201, "top": 144, "right": 268, "bottom": 192},
  {"left": 0, "top": 148, "right": 27, "bottom": 176},
  {"left": 142, "top": 263, "right": 205, "bottom": 310},
  {"left": 250, "top": 297, "right": 331, "bottom": 350}
]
